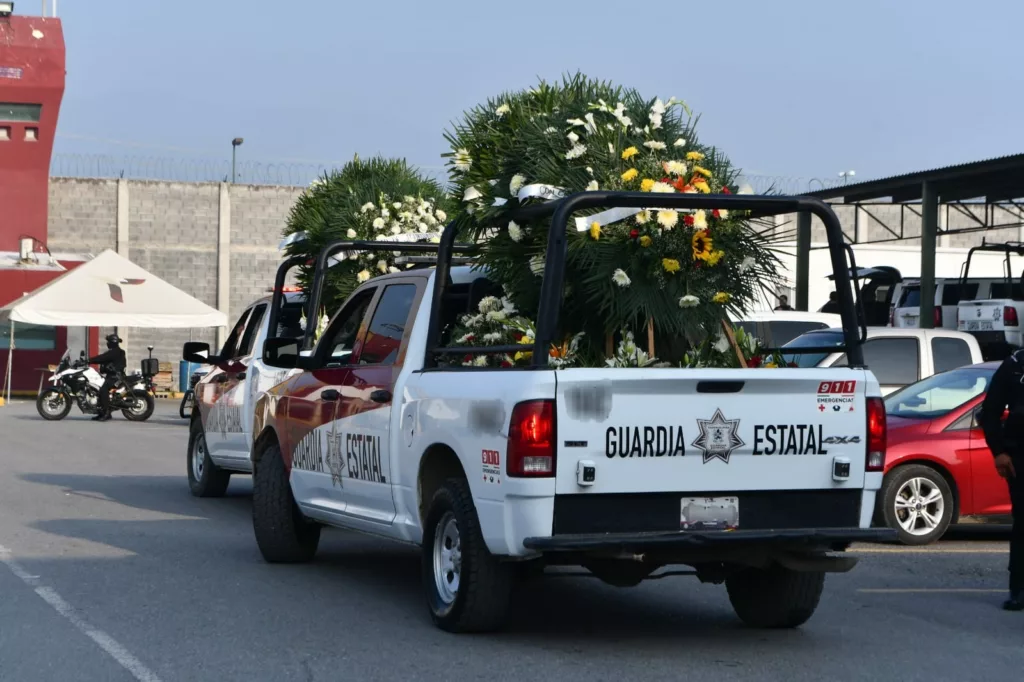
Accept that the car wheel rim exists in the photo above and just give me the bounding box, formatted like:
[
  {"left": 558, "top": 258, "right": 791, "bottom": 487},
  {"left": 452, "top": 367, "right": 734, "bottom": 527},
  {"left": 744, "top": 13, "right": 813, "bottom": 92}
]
[
  {"left": 432, "top": 512, "right": 461, "bottom": 606},
  {"left": 894, "top": 476, "right": 945, "bottom": 536},
  {"left": 192, "top": 435, "right": 206, "bottom": 481}
]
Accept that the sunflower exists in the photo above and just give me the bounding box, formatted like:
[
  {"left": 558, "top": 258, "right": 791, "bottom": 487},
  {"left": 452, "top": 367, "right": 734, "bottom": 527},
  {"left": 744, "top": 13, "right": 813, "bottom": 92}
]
[{"left": 691, "top": 229, "right": 714, "bottom": 262}]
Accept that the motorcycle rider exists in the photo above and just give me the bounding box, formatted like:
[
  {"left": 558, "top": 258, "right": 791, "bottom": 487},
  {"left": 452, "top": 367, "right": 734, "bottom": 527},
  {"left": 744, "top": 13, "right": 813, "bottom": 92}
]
[{"left": 87, "top": 333, "right": 127, "bottom": 422}]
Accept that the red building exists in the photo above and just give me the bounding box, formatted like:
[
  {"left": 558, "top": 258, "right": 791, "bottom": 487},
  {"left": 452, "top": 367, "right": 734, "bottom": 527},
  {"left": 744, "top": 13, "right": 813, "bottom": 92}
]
[{"left": 1, "top": 9, "right": 97, "bottom": 394}]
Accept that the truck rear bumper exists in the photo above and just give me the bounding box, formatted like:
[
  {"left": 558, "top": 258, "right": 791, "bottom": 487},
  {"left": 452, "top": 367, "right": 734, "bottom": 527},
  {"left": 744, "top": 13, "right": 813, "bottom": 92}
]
[{"left": 523, "top": 527, "right": 896, "bottom": 553}]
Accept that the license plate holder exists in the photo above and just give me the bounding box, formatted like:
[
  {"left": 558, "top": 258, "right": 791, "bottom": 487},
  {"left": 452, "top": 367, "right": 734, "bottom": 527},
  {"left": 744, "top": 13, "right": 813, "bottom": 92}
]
[
  {"left": 967, "top": 320, "right": 994, "bottom": 331},
  {"left": 680, "top": 496, "right": 739, "bottom": 530}
]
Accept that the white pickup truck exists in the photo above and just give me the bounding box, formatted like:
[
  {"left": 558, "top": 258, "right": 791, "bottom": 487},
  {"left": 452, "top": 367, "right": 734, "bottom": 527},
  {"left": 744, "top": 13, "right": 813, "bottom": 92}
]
[
  {"left": 955, "top": 241, "right": 1024, "bottom": 359},
  {"left": 180, "top": 278, "right": 306, "bottom": 496},
  {"left": 249, "top": 194, "right": 894, "bottom": 634}
]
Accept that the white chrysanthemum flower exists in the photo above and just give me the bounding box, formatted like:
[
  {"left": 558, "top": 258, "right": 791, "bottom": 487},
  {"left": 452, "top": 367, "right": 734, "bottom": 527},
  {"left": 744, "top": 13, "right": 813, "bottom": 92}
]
[
  {"left": 507, "top": 220, "right": 522, "bottom": 242},
  {"left": 477, "top": 296, "right": 502, "bottom": 313},
  {"left": 372, "top": 217, "right": 385, "bottom": 230},
  {"left": 509, "top": 173, "right": 526, "bottom": 196},
  {"left": 473, "top": 355, "right": 489, "bottom": 367},
  {"left": 403, "top": 195, "right": 415, "bottom": 203},
  {"left": 714, "top": 334, "right": 731, "bottom": 354},
  {"left": 377, "top": 260, "right": 388, "bottom": 273},
  {"left": 586, "top": 180, "right": 599, "bottom": 191},
  {"left": 463, "top": 186, "right": 483, "bottom": 202},
  {"left": 399, "top": 211, "right": 413, "bottom": 221},
  {"left": 567, "top": 131, "right": 579, "bottom": 144},
  {"left": 435, "top": 209, "right": 447, "bottom": 222},
  {"left": 345, "top": 228, "right": 357, "bottom": 239},
  {"left": 565, "top": 144, "right": 587, "bottom": 160},
  {"left": 636, "top": 210, "right": 651, "bottom": 224},
  {"left": 693, "top": 210, "right": 708, "bottom": 230},
  {"left": 657, "top": 210, "right": 679, "bottom": 229},
  {"left": 651, "top": 181, "right": 675, "bottom": 193},
  {"left": 360, "top": 202, "right": 375, "bottom": 213},
  {"left": 679, "top": 295, "right": 700, "bottom": 308},
  {"left": 718, "top": 209, "right": 729, "bottom": 219},
  {"left": 464, "top": 314, "right": 483, "bottom": 327},
  {"left": 380, "top": 208, "right": 390, "bottom": 219},
  {"left": 388, "top": 266, "right": 400, "bottom": 274},
  {"left": 483, "top": 332, "right": 502, "bottom": 343},
  {"left": 453, "top": 148, "right": 472, "bottom": 172},
  {"left": 664, "top": 160, "right": 687, "bottom": 176},
  {"left": 357, "top": 270, "right": 371, "bottom": 283},
  {"left": 612, "top": 269, "right": 631, "bottom": 287},
  {"left": 739, "top": 256, "right": 756, "bottom": 273},
  {"left": 673, "top": 138, "right": 687, "bottom": 148},
  {"left": 644, "top": 140, "right": 667, "bottom": 151},
  {"left": 485, "top": 310, "right": 507, "bottom": 322},
  {"left": 495, "top": 103, "right": 511, "bottom": 118}
]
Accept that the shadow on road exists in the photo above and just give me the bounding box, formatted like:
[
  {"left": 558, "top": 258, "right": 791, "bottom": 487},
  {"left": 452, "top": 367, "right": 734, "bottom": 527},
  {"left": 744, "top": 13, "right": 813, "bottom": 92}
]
[{"left": 19, "top": 472, "right": 252, "bottom": 519}]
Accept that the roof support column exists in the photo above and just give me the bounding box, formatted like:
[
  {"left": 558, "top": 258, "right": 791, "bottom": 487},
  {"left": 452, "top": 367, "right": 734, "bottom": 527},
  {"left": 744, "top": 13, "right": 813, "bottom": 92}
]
[
  {"left": 920, "top": 181, "right": 938, "bottom": 329},
  {"left": 795, "top": 211, "right": 811, "bottom": 311}
]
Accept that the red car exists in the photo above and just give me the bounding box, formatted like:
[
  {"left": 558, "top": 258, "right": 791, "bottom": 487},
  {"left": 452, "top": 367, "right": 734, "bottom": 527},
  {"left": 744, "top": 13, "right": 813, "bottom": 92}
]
[{"left": 879, "top": 361, "right": 1011, "bottom": 544}]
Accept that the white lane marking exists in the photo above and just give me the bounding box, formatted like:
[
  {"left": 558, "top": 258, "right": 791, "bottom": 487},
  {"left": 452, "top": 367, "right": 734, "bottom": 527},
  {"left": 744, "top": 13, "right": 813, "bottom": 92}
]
[
  {"left": 852, "top": 547, "right": 1008, "bottom": 554},
  {"left": 0, "top": 544, "right": 163, "bottom": 682},
  {"left": 859, "top": 588, "right": 1005, "bottom": 594}
]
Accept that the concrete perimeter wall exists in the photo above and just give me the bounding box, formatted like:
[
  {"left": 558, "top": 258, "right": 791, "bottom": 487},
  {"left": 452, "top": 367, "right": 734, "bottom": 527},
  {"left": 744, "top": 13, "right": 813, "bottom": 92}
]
[{"left": 46, "top": 178, "right": 303, "bottom": 387}]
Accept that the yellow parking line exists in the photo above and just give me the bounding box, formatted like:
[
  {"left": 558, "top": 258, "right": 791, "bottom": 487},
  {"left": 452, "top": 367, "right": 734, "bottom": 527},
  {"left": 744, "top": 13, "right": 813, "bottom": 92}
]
[
  {"left": 852, "top": 548, "right": 1008, "bottom": 554},
  {"left": 858, "top": 588, "right": 1004, "bottom": 594}
]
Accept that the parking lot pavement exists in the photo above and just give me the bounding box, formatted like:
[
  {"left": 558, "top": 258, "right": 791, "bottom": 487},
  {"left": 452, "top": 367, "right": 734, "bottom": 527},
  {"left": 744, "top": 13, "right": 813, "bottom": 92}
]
[{"left": 1, "top": 398, "right": 1022, "bottom": 682}]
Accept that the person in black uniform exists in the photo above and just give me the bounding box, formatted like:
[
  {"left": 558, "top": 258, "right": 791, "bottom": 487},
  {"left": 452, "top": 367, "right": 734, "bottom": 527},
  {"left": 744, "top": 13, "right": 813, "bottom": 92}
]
[
  {"left": 87, "top": 333, "right": 127, "bottom": 422},
  {"left": 819, "top": 291, "right": 841, "bottom": 314},
  {"left": 979, "top": 349, "right": 1024, "bottom": 611}
]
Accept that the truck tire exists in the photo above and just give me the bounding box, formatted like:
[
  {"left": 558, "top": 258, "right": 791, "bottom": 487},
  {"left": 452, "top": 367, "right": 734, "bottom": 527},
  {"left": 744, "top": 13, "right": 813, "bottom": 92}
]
[
  {"left": 252, "top": 442, "right": 320, "bottom": 563},
  {"left": 879, "top": 464, "right": 954, "bottom": 546},
  {"left": 422, "top": 477, "right": 514, "bottom": 633},
  {"left": 726, "top": 564, "right": 825, "bottom": 629},
  {"left": 186, "top": 419, "right": 231, "bottom": 498}
]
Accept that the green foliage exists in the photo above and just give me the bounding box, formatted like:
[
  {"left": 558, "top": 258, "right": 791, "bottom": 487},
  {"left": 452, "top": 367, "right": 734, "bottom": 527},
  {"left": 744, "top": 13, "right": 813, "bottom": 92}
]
[
  {"left": 281, "top": 155, "right": 454, "bottom": 312},
  {"left": 442, "top": 73, "right": 785, "bottom": 361}
]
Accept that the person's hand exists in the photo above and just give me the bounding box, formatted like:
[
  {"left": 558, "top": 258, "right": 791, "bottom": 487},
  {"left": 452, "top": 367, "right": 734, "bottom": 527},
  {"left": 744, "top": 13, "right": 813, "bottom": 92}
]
[{"left": 994, "top": 453, "right": 1016, "bottom": 479}]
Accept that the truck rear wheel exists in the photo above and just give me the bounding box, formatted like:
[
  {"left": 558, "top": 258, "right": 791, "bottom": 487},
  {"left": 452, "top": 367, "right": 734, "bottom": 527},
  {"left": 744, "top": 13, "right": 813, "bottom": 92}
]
[
  {"left": 252, "top": 442, "right": 320, "bottom": 563},
  {"left": 187, "top": 419, "right": 230, "bottom": 497},
  {"left": 422, "top": 477, "right": 514, "bottom": 633},
  {"left": 726, "top": 564, "right": 825, "bottom": 629}
]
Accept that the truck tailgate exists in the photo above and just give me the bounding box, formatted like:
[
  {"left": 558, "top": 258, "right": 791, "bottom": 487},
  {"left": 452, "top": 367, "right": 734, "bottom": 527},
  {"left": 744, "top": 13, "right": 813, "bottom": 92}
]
[
  {"left": 958, "top": 300, "right": 1007, "bottom": 333},
  {"left": 552, "top": 368, "right": 872, "bottom": 533}
]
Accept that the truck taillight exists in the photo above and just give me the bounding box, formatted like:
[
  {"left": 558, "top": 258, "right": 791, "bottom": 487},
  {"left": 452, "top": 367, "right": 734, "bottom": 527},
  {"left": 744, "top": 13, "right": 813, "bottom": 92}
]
[
  {"left": 1005, "top": 306, "right": 1018, "bottom": 327},
  {"left": 866, "top": 397, "right": 886, "bottom": 472},
  {"left": 507, "top": 400, "right": 556, "bottom": 477},
  {"left": 934, "top": 306, "right": 942, "bottom": 326}
]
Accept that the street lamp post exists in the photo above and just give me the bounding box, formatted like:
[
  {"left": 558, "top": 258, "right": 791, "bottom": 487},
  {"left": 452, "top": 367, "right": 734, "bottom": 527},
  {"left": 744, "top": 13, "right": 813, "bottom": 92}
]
[
  {"left": 231, "top": 137, "right": 244, "bottom": 183},
  {"left": 839, "top": 170, "right": 856, "bottom": 185}
]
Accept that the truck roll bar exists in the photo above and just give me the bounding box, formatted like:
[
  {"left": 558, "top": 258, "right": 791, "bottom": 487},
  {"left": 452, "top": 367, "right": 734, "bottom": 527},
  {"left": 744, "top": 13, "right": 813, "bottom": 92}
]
[{"left": 425, "top": 192, "right": 864, "bottom": 368}]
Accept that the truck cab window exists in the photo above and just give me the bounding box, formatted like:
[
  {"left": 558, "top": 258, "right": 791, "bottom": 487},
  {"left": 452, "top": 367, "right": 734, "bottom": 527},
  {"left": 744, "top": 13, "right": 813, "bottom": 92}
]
[
  {"left": 321, "top": 289, "right": 376, "bottom": 368},
  {"left": 360, "top": 284, "right": 417, "bottom": 366}
]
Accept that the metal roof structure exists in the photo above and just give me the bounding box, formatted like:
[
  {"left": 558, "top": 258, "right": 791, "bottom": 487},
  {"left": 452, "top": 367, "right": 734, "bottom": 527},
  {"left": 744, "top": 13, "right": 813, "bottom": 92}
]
[{"left": 805, "top": 153, "right": 1024, "bottom": 204}]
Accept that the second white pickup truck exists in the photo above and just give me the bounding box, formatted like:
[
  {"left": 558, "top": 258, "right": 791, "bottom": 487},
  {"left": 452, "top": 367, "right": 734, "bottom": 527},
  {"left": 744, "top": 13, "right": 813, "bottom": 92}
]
[{"left": 248, "top": 193, "right": 895, "bottom": 633}]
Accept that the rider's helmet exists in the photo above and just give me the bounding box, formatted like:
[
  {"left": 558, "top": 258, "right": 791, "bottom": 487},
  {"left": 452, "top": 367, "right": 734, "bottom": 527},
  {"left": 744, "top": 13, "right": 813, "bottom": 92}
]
[{"left": 105, "top": 333, "right": 123, "bottom": 349}]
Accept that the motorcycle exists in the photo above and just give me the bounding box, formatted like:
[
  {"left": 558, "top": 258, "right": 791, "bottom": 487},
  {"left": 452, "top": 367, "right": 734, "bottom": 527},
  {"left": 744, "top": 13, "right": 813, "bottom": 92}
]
[{"left": 36, "top": 348, "right": 156, "bottom": 422}]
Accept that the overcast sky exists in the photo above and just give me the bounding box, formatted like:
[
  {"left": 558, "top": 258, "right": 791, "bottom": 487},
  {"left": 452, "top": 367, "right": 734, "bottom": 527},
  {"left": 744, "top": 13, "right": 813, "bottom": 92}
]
[{"left": 46, "top": 0, "right": 1024, "bottom": 186}]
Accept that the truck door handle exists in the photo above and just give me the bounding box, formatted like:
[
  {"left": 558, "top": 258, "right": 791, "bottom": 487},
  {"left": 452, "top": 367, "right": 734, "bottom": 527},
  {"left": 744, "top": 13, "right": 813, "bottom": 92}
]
[
  {"left": 321, "top": 389, "right": 341, "bottom": 401},
  {"left": 696, "top": 381, "right": 744, "bottom": 393},
  {"left": 370, "top": 389, "right": 392, "bottom": 403}
]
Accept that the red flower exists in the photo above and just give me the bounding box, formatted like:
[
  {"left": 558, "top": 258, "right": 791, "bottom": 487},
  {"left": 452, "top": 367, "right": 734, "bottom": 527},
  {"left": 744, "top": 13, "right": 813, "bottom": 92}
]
[
  {"left": 464, "top": 334, "right": 475, "bottom": 342},
  {"left": 712, "top": 209, "right": 721, "bottom": 219},
  {"left": 722, "top": 186, "right": 732, "bottom": 194},
  {"left": 684, "top": 215, "right": 695, "bottom": 226},
  {"left": 463, "top": 354, "right": 473, "bottom": 363},
  {"left": 747, "top": 355, "right": 762, "bottom": 368},
  {"left": 661, "top": 176, "right": 671, "bottom": 184},
  {"left": 788, "top": 361, "right": 798, "bottom": 368},
  {"left": 629, "top": 229, "right": 639, "bottom": 239},
  {"left": 512, "top": 331, "right": 523, "bottom": 342},
  {"left": 500, "top": 360, "right": 513, "bottom": 368}
]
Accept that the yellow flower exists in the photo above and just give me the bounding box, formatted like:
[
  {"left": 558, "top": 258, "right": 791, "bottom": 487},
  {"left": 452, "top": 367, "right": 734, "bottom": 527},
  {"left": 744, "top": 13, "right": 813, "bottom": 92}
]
[
  {"left": 693, "top": 165, "right": 712, "bottom": 178},
  {"left": 514, "top": 350, "right": 533, "bottom": 362},
  {"left": 639, "top": 235, "right": 652, "bottom": 247},
  {"left": 636, "top": 210, "right": 651, "bottom": 224},
  {"left": 693, "top": 209, "right": 708, "bottom": 230},
  {"left": 621, "top": 167, "right": 639, "bottom": 182},
  {"left": 640, "top": 178, "right": 655, "bottom": 192},
  {"left": 706, "top": 249, "right": 725, "bottom": 266},
  {"left": 693, "top": 179, "right": 711, "bottom": 193},
  {"left": 712, "top": 291, "right": 732, "bottom": 304},
  {"left": 686, "top": 151, "right": 705, "bottom": 161},
  {"left": 589, "top": 221, "right": 602, "bottom": 240},
  {"left": 621, "top": 146, "right": 639, "bottom": 160},
  {"left": 691, "top": 229, "right": 713, "bottom": 261},
  {"left": 662, "top": 258, "right": 681, "bottom": 274},
  {"left": 764, "top": 361, "right": 778, "bottom": 368},
  {"left": 657, "top": 210, "right": 679, "bottom": 229}
]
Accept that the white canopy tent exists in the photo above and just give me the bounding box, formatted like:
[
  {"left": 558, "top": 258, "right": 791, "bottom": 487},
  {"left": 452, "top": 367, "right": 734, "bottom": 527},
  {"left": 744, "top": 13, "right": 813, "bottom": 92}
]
[{"left": 1, "top": 249, "right": 227, "bottom": 402}]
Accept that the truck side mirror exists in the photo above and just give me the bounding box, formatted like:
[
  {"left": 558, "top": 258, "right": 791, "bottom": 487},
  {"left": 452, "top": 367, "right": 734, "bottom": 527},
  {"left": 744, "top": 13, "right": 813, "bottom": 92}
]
[
  {"left": 183, "top": 341, "right": 217, "bottom": 365},
  {"left": 263, "top": 337, "right": 301, "bottom": 369}
]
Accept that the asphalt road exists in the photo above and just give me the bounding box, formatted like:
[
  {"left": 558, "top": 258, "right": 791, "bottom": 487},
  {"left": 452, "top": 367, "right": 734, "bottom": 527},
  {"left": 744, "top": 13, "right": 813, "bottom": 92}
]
[{"left": 1, "top": 399, "right": 1021, "bottom": 682}]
